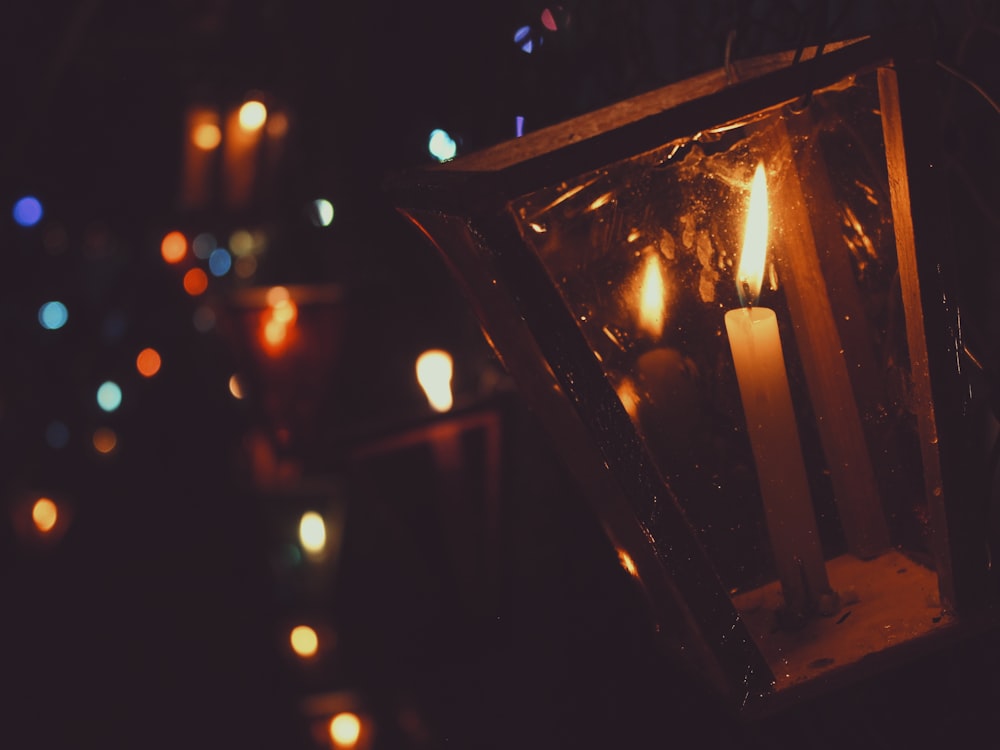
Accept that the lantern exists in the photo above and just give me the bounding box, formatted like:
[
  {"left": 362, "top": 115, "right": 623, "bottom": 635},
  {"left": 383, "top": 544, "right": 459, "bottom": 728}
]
[{"left": 387, "top": 28, "right": 997, "bottom": 713}]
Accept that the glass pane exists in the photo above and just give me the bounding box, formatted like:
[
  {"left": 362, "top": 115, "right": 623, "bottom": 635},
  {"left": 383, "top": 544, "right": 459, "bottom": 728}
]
[{"left": 508, "top": 69, "right": 948, "bottom": 689}]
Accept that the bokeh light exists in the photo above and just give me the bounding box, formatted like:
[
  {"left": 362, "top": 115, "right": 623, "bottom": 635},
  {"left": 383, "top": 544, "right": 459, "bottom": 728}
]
[
  {"left": 93, "top": 427, "right": 118, "bottom": 454},
  {"left": 32, "top": 497, "right": 58, "bottom": 533},
  {"left": 161, "top": 231, "right": 187, "bottom": 263},
  {"left": 228, "top": 374, "right": 245, "bottom": 400},
  {"left": 136, "top": 347, "right": 162, "bottom": 377},
  {"left": 516, "top": 115, "right": 525, "bottom": 137},
  {"left": 38, "top": 301, "right": 68, "bottom": 330},
  {"left": 416, "top": 349, "right": 454, "bottom": 413},
  {"left": 541, "top": 7, "right": 558, "bottom": 31},
  {"left": 329, "top": 713, "right": 362, "bottom": 749},
  {"left": 310, "top": 199, "right": 334, "bottom": 227},
  {"left": 239, "top": 100, "right": 267, "bottom": 131},
  {"left": 183, "top": 267, "right": 209, "bottom": 296},
  {"left": 208, "top": 247, "right": 232, "bottom": 276},
  {"left": 428, "top": 129, "right": 456, "bottom": 162},
  {"left": 96, "top": 381, "right": 122, "bottom": 412},
  {"left": 46, "top": 420, "right": 70, "bottom": 449},
  {"left": 193, "top": 305, "right": 216, "bottom": 332},
  {"left": 192, "top": 232, "right": 216, "bottom": 260},
  {"left": 289, "top": 625, "right": 319, "bottom": 658},
  {"left": 229, "top": 229, "right": 254, "bottom": 256},
  {"left": 192, "top": 122, "right": 222, "bottom": 150},
  {"left": 299, "top": 511, "right": 326, "bottom": 555},
  {"left": 234, "top": 255, "right": 257, "bottom": 279},
  {"left": 13, "top": 196, "right": 43, "bottom": 227},
  {"left": 266, "top": 110, "right": 289, "bottom": 138}
]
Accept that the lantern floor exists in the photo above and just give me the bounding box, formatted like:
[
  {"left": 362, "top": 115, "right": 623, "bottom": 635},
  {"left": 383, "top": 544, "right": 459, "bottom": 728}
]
[{"left": 732, "top": 549, "right": 953, "bottom": 694}]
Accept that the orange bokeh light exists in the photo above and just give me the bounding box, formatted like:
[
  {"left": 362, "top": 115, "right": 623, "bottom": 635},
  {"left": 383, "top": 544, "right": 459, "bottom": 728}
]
[
  {"left": 32, "top": 497, "right": 58, "bottom": 533},
  {"left": 192, "top": 122, "right": 222, "bottom": 150},
  {"left": 93, "top": 427, "right": 118, "bottom": 454},
  {"left": 161, "top": 231, "right": 187, "bottom": 264},
  {"left": 259, "top": 288, "right": 298, "bottom": 354},
  {"left": 183, "top": 268, "right": 209, "bottom": 296},
  {"left": 136, "top": 347, "right": 162, "bottom": 377}
]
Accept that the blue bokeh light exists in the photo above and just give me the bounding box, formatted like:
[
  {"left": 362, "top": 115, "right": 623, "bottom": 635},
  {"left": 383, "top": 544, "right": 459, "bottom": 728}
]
[
  {"left": 209, "top": 247, "right": 232, "bottom": 277},
  {"left": 38, "top": 301, "right": 68, "bottom": 330},
  {"left": 96, "top": 381, "right": 122, "bottom": 413},
  {"left": 13, "top": 196, "right": 43, "bottom": 227},
  {"left": 46, "top": 420, "right": 70, "bottom": 449},
  {"left": 428, "top": 129, "right": 457, "bottom": 163}
]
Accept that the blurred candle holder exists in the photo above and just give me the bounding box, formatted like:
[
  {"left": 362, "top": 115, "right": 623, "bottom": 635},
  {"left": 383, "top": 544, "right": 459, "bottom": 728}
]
[
  {"left": 213, "top": 283, "right": 348, "bottom": 485},
  {"left": 387, "top": 27, "right": 998, "bottom": 714}
]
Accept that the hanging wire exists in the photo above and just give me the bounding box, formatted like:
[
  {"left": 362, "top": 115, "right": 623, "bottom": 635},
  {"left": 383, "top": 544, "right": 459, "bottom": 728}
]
[{"left": 936, "top": 59, "right": 1000, "bottom": 117}]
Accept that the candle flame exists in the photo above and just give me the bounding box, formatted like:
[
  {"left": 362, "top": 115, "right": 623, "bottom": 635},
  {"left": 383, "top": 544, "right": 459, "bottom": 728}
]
[
  {"left": 637, "top": 253, "right": 666, "bottom": 339},
  {"left": 737, "top": 162, "right": 769, "bottom": 306}
]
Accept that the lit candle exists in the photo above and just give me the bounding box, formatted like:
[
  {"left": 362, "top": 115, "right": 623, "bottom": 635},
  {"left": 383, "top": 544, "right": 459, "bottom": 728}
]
[{"left": 724, "top": 163, "right": 834, "bottom": 620}]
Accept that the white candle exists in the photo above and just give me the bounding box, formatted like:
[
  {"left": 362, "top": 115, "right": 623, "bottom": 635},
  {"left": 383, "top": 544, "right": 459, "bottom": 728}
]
[{"left": 725, "top": 163, "right": 832, "bottom": 618}]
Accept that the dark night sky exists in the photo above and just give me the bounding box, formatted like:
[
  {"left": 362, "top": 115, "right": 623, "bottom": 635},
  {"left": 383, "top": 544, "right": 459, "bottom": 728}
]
[{"left": 2, "top": 2, "right": 1000, "bottom": 749}]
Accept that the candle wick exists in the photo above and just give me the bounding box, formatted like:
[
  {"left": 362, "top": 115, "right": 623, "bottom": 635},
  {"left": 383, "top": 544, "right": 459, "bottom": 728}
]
[{"left": 742, "top": 280, "right": 752, "bottom": 310}]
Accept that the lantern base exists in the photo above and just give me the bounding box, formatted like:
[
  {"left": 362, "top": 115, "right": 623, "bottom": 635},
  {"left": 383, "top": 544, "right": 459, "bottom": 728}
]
[{"left": 733, "top": 549, "right": 953, "bottom": 699}]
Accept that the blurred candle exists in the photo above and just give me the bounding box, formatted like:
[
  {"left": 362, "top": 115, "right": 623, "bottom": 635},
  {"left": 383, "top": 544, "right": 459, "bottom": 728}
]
[{"left": 724, "top": 163, "right": 832, "bottom": 618}]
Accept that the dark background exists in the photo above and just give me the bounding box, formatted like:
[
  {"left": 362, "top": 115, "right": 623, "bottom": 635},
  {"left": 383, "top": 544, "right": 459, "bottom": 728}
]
[{"left": 2, "top": 1, "right": 999, "bottom": 748}]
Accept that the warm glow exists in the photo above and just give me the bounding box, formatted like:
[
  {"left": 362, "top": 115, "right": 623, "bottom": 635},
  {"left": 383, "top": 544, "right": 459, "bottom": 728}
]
[
  {"left": 615, "top": 378, "right": 641, "bottom": 420},
  {"left": 192, "top": 122, "right": 222, "bottom": 150},
  {"left": 239, "top": 100, "right": 268, "bottom": 131},
  {"left": 259, "top": 288, "right": 298, "bottom": 354},
  {"left": 32, "top": 497, "right": 58, "bottom": 533},
  {"left": 264, "top": 317, "right": 287, "bottom": 346},
  {"left": 160, "top": 231, "right": 187, "bottom": 264},
  {"left": 329, "top": 713, "right": 362, "bottom": 748},
  {"left": 93, "top": 427, "right": 117, "bottom": 454},
  {"left": 736, "top": 162, "right": 769, "bottom": 305},
  {"left": 637, "top": 253, "right": 666, "bottom": 339},
  {"left": 183, "top": 267, "right": 209, "bottom": 296},
  {"left": 289, "top": 625, "right": 319, "bottom": 658},
  {"left": 416, "top": 349, "right": 454, "bottom": 413},
  {"left": 299, "top": 511, "right": 327, "bottom": 554},
  {"left": 618, "top": 549, "right": 638, "bottom": 577},
  {"left": 136, "top": 347, "right": 162, "bottom": 377}
]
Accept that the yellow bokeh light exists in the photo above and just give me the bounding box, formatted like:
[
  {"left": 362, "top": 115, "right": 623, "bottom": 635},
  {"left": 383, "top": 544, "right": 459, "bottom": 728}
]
[
  {"left": 160, "top": 231, "right": 187, "bottom": 264},
  {"left": 329, "top": 713, "right": 361, "bottom": 748},
  {"left": 192, "top": 122, "right": 222, "bottom": 150},
  {"left": 289, "top": 625, "right": 319, "bottom": 658},
  {"left": 618, "top": 549, "right": 638, "bottom": 577},
  {"left": 238, "top": 100, "right": 268, "bottom": 131},
  {"left": 264, "top": 317, "right": 287, "bottom": 346},
  {"left": 136, "top": 347, "right": 162, "bottom": 377},
  {"left": 32, "top": 497, "right": 58, "bottom": 533},
  {"left": 637, "top": 253, "right": 666, "bottom": 339},
  {"left": 415, "top": 349, "right": 454, "bottom": 413},
  {"left": 271, "top": 298, "right": 297, "bottom": 325},
  {"left": 299, "top": 511, "right": 327, "bottom": 555},
  {"left": 93, "top": 427, "right": 118, "bottom": 454},
  {"left": 265, "top": 285, "right": 290, "bottom": 306}
]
